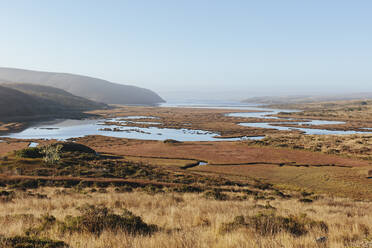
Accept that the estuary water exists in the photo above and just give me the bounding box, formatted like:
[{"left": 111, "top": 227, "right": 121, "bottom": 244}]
[{"left": 1, "top": 100, "right": 371, "bottom": 141}]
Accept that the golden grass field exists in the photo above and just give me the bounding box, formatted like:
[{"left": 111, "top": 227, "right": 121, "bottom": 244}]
[{"left": 0, "top": 187, "right": 371, "bottom": 248}]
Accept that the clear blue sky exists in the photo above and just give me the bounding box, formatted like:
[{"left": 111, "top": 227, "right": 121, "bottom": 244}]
[{"left": 0, "top": 0, "right": 371, "bottom": 100}]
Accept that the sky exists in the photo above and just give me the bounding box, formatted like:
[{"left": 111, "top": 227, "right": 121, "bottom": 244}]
[{"left": 0, "top": 0, "right": 371, "bottom": 100}]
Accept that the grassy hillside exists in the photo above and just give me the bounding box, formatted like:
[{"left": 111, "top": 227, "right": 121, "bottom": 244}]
[
  {"left": 0, "top": 67, "right": 165, "bottom": 105},
  {"left": 0, "top": 84, "right": 107, "bottom": 121},
  {"left": 3, "top": 83, "right": 108, "bottom": 111}
]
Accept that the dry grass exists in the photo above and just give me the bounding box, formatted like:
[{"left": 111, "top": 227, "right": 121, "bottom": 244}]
[
  {"left": 274, "top": 99, "right": 372, "bottom": 124},
  {"left": 0, "top": 187, "right": 371, "bottom": 248},
  {"left": 251, "top": 133, "right": 372, "bottom": 160}
]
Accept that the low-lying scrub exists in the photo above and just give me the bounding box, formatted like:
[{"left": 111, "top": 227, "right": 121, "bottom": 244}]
[
  {"left": 0, "top": 235, "right": 69, "bottom": 248},
  {"left": 203, "top": 189, "right": 229, "bottom": 201},
  {"left": 15, "top": 147, "right": 43, "bottom": 159},
  {"left": 219, "top": 212, "right": 328, "bottom": 236},
  {"left": 59, "top": 204, "right": 158, "bottom": 236}
]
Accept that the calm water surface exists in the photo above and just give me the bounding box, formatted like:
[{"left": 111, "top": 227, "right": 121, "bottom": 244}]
[{"left": 1, "top": 100, "right": 371, "bottom": 141}]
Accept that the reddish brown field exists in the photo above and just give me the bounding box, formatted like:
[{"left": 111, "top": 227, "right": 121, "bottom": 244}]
[
  {"left": 0, "top": 140, "right": 29, "bottom": 156},
  {"left": 73, "top": 135, "right": 372, "bottom": 199},
  {"left": 76, "top": 135, "right": 370, "bottom": 167}
]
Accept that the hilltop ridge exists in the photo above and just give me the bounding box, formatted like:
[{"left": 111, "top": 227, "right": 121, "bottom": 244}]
[{"left": 0, "top": 67, "right": 165, "bottom": 105}]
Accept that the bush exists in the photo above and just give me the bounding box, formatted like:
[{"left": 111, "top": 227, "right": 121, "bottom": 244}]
[
  {"left": 219, "top": 215, "right": 246, "bottom": 234},
  {"left": 0, "top": 190, "right": 15, "bottom": 202},
  {"left": 163, "top": 139, "right": 182, "bottom": 144},
  {"left": 59, "top": 205, "right": 157, "bottom": 236},
  {"left": 42, "top": 144, "right": 62, "bottom": 165},
  {"left": 0, "top": 235, "right": 69, "bottom": 248},
  {"left": 142, "top": 185, "right": 164, "bottom": 195},
  {"left": 15, "top": 147, "right": 42, "bottom": 158},
  {"left": 253, "top": 181, "right": 273, "bottom": 190},
  {"left": 204, "top": 190, "right": 229, "bottom": 201},
  {"left": 219, "top": 212, "right": 328, "bottom": 236},
  {"left": 114, "top": 185, "right": 133, "bottom": 193},
  {"left": 299, "top": 198, "right": 313, "bottom": 203},
  {"left": 25, "top": 214, "right": 57, "bottom": 236},
  {"left": 171, "top": 185, "right": 203, "bottom": 193},
  {"left": 50, "top": 142, "right": 96, "bottom": 154},
  {"left": 12, "top": 180, "right": 39, "bottom": 190}
]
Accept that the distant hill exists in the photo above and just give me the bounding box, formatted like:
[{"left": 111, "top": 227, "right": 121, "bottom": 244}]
[
  {"left": 2, "top": 83, "right": 108, "bottom": 111},
  {"left": 0, "top": 84, "right": 107, "bottom": 121},
  {"left": 0, "top": 67, "right": 165, "bottom": 105},
  {"left": 243, "top": 93, "right": 372, "bottom": 105}
]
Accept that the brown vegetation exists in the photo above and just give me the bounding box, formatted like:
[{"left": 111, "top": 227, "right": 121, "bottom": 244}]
[{"left": 0, "top": 187, "right": 370, "bottom": 248}]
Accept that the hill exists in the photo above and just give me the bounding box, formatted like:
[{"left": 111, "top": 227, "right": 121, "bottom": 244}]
[
  {"left": 2, "top": 83, "right": 108, "bottom": 111},
  {"left": 0, "top": 67, "right": 165, "bottom": 105},
  {"left": 243, "top": 93, "right": 372, "bottom": 105},
  {"left": 0, "top": 84, "right": 106, "bottom": 121}
]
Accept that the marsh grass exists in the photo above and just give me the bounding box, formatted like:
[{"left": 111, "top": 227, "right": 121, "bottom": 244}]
[{"left": 252, "top": 134, "right": 372, "bottom": 161}]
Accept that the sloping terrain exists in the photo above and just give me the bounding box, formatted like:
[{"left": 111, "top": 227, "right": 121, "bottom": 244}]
[
  {"left": 0, "top": 84, "right": 106, "bottom": 121},
  {"left": 0, "top": 67, "right": 165, "bottom": 105},
  {"left": 2, "top": 83, "right": 107, "bottom": 111},
  {"left": 0, "top": 85, "right": 54, "bottom": 118}
]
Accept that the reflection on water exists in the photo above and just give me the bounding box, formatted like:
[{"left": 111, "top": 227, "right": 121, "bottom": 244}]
[
  {"left": 227, "top": 106, "right": 371, "bottom": 135},
  {"left": 1, "top": 101, "right": 371, "bottom": 141},
  {"left": 1, "top": 118, "right": 247, "bottom": 142}
]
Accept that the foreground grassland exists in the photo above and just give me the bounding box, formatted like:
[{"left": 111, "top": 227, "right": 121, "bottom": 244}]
[{"left": 0, "top": 187, "right": 371, "bottom": 248}]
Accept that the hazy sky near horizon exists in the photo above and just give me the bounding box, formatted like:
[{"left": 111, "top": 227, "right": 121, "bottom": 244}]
[{"left": 1, "top": 0, "right": 371, "bottom": 100}]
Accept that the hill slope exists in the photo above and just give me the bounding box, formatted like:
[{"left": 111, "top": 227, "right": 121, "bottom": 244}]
[
  {"left": 2, "top": 83, "right": 108, "bottom": 111},
  {"left": 0, "top": 84, "right": 106, "bottom": 121},
  {"left": 0, "top": 68, "right": 165, "bottom": 105}
]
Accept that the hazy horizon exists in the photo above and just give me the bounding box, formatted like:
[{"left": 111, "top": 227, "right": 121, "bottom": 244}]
[{"left": 1, "top": 1, "right": 371, "bottom": 101}]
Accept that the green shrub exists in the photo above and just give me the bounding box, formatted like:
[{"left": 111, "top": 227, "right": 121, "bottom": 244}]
[
  {"left": 25, "top": 214, "right": 56, "bottom": 236},
  {"left": 204, "top": 190, "right": 229, "bottom": 201},
  {"left": 59, "top": 205, "right": 157, "bottom": 236},
  {"left": 142, "top": 185, "right": 164, "bottom": 195},
  {"left": 42, "top": 144, "right": 62, "bottom": 165},
  {"left": 248, "top": 212, "right": 308, "bottom": 236},
  {"left": 0, "top": 190, "right": 15, "bottom": 202},
  {"left": 114, "top": 185, "right": 133, "bottom": 193},
  {"left": 253, "top": 181, "right": 273, "bottom": 190},
  {"left": 163, "top": 139, "right": 182, "bottom": 144},
  {"left": 219, "top": 212, "right": 328, "bottom": 236},
  {"left": 299, "top": 198, "right": 313, "bottom": 203},
  {"left": 0, "top": 235, "right": 68, "bottom": 248},
  {"left": 171, "top": 185, "right": 203, "bottom": 193},
  {"left": 12, "top": 180, "right": 39, "bottom": 190},
  {"left": 219, "top": 215, "right": 246, "bottom": 233},
  {"left": 15, "top": 147, "right": 42, "bottom": 158}
]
